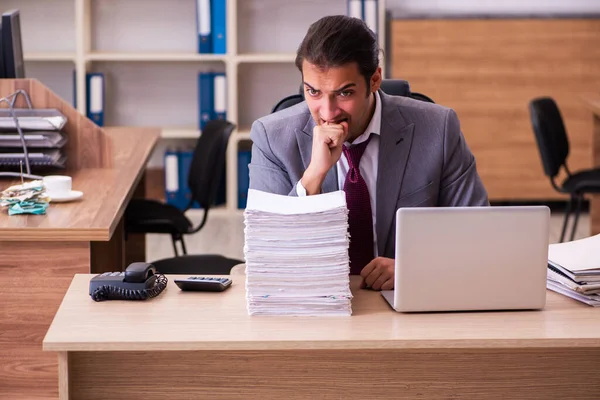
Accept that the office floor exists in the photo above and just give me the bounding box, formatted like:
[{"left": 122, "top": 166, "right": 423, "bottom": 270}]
[{"left": 145, "top": 209, "right": 590, "bottom": 262}]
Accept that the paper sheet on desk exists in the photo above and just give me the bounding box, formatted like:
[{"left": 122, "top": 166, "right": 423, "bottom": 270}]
[
  {"left": 245, "top": 189, "right": 346, "bottom": 215},
  {"left": 548, "top": 234, "right": 600, "bottom": 273},
  {"left": 0, "top": 109, "right": 67, "bottom": 131}
]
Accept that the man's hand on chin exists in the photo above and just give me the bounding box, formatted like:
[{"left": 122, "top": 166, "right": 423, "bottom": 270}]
[{"left": 359, "top": 257, "right": 394, "bottom": 290}]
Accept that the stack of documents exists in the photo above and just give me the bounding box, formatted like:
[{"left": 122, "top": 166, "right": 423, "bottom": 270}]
[
  {"left": 0, "top": 131, "right": 66, "bottom": 148},
  {"left": 244, "top": 189, "right": 352, "bottom": 316},
  {"left": 0, "top": 109, "right": 68, "bottom": 170},
  {"left": 0, "top": 149, "right": 66, "bottom": 168},
  {"left": 547, "top": 234, "right": 600, "bottom": 306},
  {"left": 0, "top": 109, "right": 67, "bottom": 131}
]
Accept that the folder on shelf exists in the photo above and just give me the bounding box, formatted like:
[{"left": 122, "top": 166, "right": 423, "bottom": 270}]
[
  {"left": 198, "top": 72, "right": 215, "bottom": 130},
  {"left": 164, "top": 149, "right": 185, "bottom": 210},
  {"left": 86, "top": 73, "right": 105, "bottom": 127},
  {"left": 0, "top": 131, "right": 67, "bottom": 148},
  {"left": 363, "top": 0, "right": 378, "bottom": 35},
  {"left": 0, "top": 149, "right": 66, "bottom": 168},
  {"left": 347, "top": 0, "right": 363, "bottom": 19},
  {"left": 196, "top": 0, "right": 212, "bottom": 53},
  {"left": 0, "top": 109, "right": 67, "bottom": 131},
  {"left": 211, "top": 0, "right": 227, "bottom": 54},
  {"left": 178, "top": 148, "right": 200, "bottom": 209},
  {"left": 213, "top": 72, "right": 227, "bottom": 121}
]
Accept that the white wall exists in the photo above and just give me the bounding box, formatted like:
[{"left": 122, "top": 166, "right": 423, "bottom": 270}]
[{"left": 388, "top": 0, "right": 600, "bottom": 16}]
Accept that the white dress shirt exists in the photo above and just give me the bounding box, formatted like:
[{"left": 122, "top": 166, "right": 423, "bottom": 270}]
[{"left": 297, "top": 91, "right": 381, "bottom": 256}]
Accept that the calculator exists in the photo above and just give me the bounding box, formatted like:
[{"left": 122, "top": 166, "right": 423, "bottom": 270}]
[{"left": 173, "top": 276, "right": 232, "bottom": 292}]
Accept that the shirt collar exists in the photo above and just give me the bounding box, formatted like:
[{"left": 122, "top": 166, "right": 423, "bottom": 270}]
[{"left": 346, "top": 90, "right": 382, "bottom": 146}]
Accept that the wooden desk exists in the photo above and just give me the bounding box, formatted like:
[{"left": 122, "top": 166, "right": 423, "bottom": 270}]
[
  {"left": 0, "top": 128, "right": 159, "bottom": 399},
  {"left": 583, "top": 94, "right": 600, "bottom": 236},
  {"left": 44, "top": 274, "right": 600, "bottom": 400}
]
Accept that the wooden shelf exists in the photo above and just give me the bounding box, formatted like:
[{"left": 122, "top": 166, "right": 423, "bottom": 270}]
[
  {"left": 232, "top": 130, "right": 251, "bottom": 141},
  {"left": 236, "top": 53, "right": 296, "bottom": 63},
  {"left": 160, "top": 128, "right": 201, "bottom": 139},
  {"left": 24, "top": 52, "right": 76, "bottom": 62},
  {"left": 86, "top": 52, "right": 228, "bottom": 62},
  {"left": 160, "top": 128, "right": 251, "bottom": 140}
]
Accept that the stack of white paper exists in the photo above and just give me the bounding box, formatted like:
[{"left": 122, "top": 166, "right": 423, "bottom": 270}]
[
  {"left": 244, "top": 189, "right": 352, "bottom": 316},
  {"left": 547, "top": 234, "right": 600, "bottom": 307}
]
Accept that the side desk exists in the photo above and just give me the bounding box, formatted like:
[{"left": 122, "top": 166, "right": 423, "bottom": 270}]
[
  {"left": 583, "top": 94, "right": 600, "bottom": 236},
  {"left": 0, "top": 127, "right": 160, "bottom": 399},
  {"left": 44, "top": 273, "right": 600, "bottom": 400}
]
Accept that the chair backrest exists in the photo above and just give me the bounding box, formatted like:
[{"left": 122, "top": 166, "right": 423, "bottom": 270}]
[
  {"left": 380, "top": 79, "right": 411, "bottom": 96},
  {"left": 187, "top": 119, "right": 236, "bottom": 209},
  {"left": 528, "top": 97, "right": 569, "bottom": 178},
  {"left": 152, "top": 254, "right": 243, "bottom": 275},
  {"left": 271, "top": 79, "right": 434, "bottom": 113},
  {"left": 271, "top": 94, "right": 304, "bottom": 113}
]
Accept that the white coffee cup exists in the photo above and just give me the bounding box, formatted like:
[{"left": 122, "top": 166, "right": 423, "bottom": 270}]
[{"left": 43, "top": 175, "right": 72, "bottom": 197}]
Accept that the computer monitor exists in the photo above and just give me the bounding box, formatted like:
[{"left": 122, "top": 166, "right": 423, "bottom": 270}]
[{"left": 1, "top": 9, "right": 25, "bottom": 78}]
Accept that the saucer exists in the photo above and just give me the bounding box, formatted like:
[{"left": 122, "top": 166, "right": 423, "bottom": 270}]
[{"left": 48, "top": 190, "right": 84, "bottom": 203}]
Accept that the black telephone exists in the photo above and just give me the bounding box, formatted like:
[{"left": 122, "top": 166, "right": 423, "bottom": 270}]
[{"left": 89, "top": 262, "right": 168, "bottom": 302}]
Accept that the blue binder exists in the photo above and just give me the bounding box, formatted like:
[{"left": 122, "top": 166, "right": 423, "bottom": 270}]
[
  {"left": 198, "top": 72, "right": 215, "bottom": 130},
  {"left": 211, "top": 0, "right": 227, "bottom": 54},
  {"left": 213, "top": 72, "right": 227, "bottom": 121},
  {"left": 86, "top": 73, "right": 105, "bottom": 126},
  {"left": 237, "top": 150, "right": 251, "bottom": 209},
  {"left": 196, "top": 0, "right": 212, "bottom": 53},
  {"left": 164, "top": 149, "right": 186, "bottom": 210},
  {"left": 178, "top": 149, "right": 201, "bottom": 209}
]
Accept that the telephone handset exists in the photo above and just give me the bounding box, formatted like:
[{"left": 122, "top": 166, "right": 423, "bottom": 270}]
[{"left": 89, "top": 262, "right": 168, "bottom": 302}]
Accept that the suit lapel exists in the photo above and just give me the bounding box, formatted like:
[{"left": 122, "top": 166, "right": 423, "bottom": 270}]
[
  {"left": 296, "top": 116, "right": 338, "bottom": 193},
  {"left": 376, "top": 92, "right": 415, "bottom": 256}
]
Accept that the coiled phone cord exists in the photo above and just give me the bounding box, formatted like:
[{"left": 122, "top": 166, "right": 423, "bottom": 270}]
[{"left": 90, "top": 274, "right": 168, "bottom": 302}]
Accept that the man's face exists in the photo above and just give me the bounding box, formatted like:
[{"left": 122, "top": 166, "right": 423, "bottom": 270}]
[{"left": 302, "top": 60, "right": 381, "bottom": 141}]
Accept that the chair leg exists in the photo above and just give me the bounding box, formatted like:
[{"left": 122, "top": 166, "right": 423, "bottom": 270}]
[
  {"left": 171, "top": 235, "right": 180, "bottom": 257},
  {"left": 559, "top": 196, "right": 574, "bottom": 243},
  {"left": 180, "top": 236, "right": 188, "bottom": 255},
  {"left": 570, "top": 195, "right": 583, "bottom": 242}
]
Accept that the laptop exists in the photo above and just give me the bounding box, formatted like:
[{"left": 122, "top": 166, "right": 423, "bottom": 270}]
[{"left": 381, "top": 206, "right": 550, "bottom": 312}]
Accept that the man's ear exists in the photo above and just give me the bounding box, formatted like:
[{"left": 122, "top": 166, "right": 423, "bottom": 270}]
[{"left": 370, "top": 67, "right": 383, "bottom": 93}]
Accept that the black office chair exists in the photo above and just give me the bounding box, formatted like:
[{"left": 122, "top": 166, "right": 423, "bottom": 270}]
[
  {"left": 529, "top": 97, "right": 600, "bottom": 242},
  {"left": 271, "top": 79, "right": 434, "bottom": 113},
  {"left": 125, "top": 120, "right": 236, "bottom": 256},
  {"left": 150, "top": 254, "right": 243, "bottom": 275}
]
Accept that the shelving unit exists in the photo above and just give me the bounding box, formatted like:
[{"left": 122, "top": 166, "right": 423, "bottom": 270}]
[{"left": 14, "top": 0, "right": 386, "bottom": 210}]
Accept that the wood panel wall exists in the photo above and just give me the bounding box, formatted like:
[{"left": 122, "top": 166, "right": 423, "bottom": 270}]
[{"left": 391, "top": 18, "right": 600, "bottom": 201}]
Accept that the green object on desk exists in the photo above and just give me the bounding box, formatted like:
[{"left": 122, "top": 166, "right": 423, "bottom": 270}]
[{"left": 7, "top": 201, "right": 49, "bottom": 215}]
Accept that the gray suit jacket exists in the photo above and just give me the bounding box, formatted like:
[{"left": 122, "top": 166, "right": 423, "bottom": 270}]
[{"left": 249, "top": 91, "right": 489, "bottom": 259}]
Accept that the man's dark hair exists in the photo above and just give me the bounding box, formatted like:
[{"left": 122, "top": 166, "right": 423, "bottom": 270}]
[{"left": 295, "top": 15, "right": 380, "bottom": 92}]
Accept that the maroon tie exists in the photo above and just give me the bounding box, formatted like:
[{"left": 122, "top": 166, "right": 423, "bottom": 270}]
[{"left": 343, "top": 135, "right": 374, "bottom": 275}]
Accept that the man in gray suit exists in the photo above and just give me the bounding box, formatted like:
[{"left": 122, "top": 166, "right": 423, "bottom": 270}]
[{"left": 249, "top": 15, "right": 489, "bottom": 290}]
